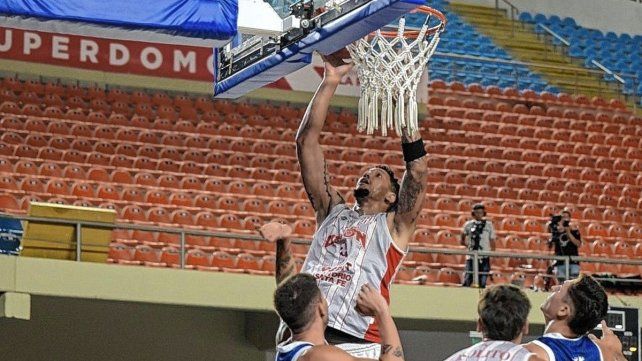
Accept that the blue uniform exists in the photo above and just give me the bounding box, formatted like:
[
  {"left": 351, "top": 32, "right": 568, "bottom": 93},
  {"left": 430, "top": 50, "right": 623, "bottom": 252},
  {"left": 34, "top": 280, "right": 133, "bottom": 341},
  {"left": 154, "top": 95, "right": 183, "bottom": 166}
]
[
  {"left": 533, "top": 333, "right": 603, "bottom": 361},
  {"left": 276, "top": 341, "right": 314, "bottom": 361}
]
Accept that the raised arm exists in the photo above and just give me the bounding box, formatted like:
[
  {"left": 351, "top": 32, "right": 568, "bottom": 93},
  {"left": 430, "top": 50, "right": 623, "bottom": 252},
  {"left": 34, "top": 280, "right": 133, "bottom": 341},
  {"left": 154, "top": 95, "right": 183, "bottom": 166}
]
[
  {"left": 391, "top": 127, "right": 428, "bottom": 249},
  {"left": 296, "top": 52, "right": 352, "bottom": 224},
  {"left": 259, "top": 222, "right": 296, "bottom": 285}
]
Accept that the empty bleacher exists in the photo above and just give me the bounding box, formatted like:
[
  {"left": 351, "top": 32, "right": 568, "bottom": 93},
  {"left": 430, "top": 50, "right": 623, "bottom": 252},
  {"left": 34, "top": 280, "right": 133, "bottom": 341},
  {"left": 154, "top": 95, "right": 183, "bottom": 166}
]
[
  {"left": 1, "top": 75, "right": 641, "bottom": 287},
  {"left": 520, "top": 12, "right": 642, "bottom": 103}
]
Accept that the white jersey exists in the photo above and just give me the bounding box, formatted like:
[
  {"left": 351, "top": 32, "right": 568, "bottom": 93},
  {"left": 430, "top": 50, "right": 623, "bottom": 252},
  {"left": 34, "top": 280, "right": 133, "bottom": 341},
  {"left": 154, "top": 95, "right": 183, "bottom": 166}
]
[
  {"left": 302, "top": 204, "right": 406, "bottom": 343},
  {"left": 445, "top": 341, "right": 535, "bottom": 361}
]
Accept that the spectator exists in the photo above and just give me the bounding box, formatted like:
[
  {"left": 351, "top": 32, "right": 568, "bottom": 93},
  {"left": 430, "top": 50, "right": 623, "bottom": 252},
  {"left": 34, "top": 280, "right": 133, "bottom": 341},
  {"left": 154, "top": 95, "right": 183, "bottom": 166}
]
[
  {"left": 547, "top": 209, "right": 581, "bottom": 283},
  {"left": 461, "top": 204, "right": 496, "bottom": 288}
]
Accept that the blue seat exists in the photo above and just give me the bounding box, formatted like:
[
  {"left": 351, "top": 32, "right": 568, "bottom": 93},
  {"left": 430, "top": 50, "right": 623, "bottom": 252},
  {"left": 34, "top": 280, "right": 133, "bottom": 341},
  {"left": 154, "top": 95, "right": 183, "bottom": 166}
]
[
  {"left": 549, "top": 15, "right": 561, "bottom": 24},
  {"left": 561, "top": 17, "right": 576, "bottom": 28},
  {"left": 519, "top": 12, "right": 532, "bottom": 22}
]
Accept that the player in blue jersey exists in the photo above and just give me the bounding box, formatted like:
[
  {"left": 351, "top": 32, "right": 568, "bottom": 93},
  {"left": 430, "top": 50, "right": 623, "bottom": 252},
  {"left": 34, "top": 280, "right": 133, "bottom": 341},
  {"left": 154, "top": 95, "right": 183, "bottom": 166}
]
[
  {"left": 525, "top": 275, "right": 624, "bottom": 361},
  {"left": 273, "top": 273, "right": 404, "bottom": 361}
]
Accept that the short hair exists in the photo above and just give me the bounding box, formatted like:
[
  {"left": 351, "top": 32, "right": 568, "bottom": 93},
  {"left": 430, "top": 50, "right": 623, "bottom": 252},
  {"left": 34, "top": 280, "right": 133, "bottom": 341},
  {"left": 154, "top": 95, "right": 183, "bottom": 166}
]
[
  {"left": 376, "top": 165, "right": 400, "bottom": 212},
  {"left": 473, "top": 204, "right": 485, "bottom": 211},
  {"left": 478, "top": 285, "right": 531, "bottom": 341},
  {"left": 561, "top": 209, "right": 572, "bottom": 217},
  {"left": 274, "top": 273, "right": 322, "bottom": 334},
  {"left": 566, "top": 275, "right": 608, "bottom": 335}
]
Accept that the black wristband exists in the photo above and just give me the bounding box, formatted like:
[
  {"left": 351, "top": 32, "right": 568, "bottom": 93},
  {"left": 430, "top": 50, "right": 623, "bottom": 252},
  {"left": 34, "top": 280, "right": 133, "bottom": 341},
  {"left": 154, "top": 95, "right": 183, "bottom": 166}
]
[{"left": 401, "top": 139, "right": 427, "bottom": 162}]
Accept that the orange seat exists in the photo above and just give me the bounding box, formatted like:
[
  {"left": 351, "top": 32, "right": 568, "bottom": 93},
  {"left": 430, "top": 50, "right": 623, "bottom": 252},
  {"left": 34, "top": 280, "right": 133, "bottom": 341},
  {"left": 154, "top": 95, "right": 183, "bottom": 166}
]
[
  {"left": 293, "top": 220, "right": 316, "bottom": 236},
  {"left": 147, "top": 207, "right": 173, "bottom": 225},
  {"left": 171, "top": 210, "right": 195, "bottom": 226},
  {"left": 236, "top": 253, "right": 265, "bottom": 273},
  {"left": 435, "top": 230, "right": 459, "bottom": 247},
  {"left": 500, "top": 202, "right": 520, "bottom": 215},
  {"left": 218, "top": 214, "right": 244, "bottom": 230},
  {"left": 134, "top": 245, "right": 165, "bottom": 266},
  {"left": 433, "top": 214, "right": 456, "bottom": 228},
  {"left": 613, "top": 241, "right": 634, "bottom": 258},
  {"left": 46, "top": 179, "right": 69, "bottom": 195},
  {"left": 211, "top": 251, "right": 237, "bottom": 270},
  {"left": 521, "top": 203, "right": 541, "bottom": 217},
  {"left": 438, "top": 268, "right": 462, "bottom": 286},
  {"left": 186, "top": 249, "right": 216, "bottom": 270},
  {"left": 160, "top": 247, "right": 182, "bottom": 268},
  {"left": 590, "top": 240, "right": 612, "bottom": 257},
  {"left": 107, "top": 243, "right": 139, "bottom": 264},
  {"left": 500, "top": 218, "right": 522, "bottom": 232},
  {"left": 0, "top": 194, "right": 21, "bottom": 211}
]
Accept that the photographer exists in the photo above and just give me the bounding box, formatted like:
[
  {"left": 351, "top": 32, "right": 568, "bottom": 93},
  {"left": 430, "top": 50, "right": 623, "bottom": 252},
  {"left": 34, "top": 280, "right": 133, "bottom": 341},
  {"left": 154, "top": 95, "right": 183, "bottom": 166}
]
[
  {"left": 460, "top": 204, "right": 496, "bottom": 288},
  {"left": 547, "top": 209, "right": 581, "bottom": 283}
]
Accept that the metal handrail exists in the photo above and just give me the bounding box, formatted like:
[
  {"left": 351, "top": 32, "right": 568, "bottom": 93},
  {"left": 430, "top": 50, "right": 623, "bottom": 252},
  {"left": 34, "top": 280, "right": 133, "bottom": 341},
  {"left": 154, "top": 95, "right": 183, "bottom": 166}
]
[
  {"left": 3, "top": 212, "right": 642, "bottom": 288},
  {"left": 494, "top": 0, "right": 519, "bottom": 36},
  {"left": 536, "top": 23, "right": 570, "bottom": 47},
  {"left": 433, "top": 51, "right": 609, "bottom": 75},
  {"left": 535, "top": 24, "right": 626, "bottom": 86}
]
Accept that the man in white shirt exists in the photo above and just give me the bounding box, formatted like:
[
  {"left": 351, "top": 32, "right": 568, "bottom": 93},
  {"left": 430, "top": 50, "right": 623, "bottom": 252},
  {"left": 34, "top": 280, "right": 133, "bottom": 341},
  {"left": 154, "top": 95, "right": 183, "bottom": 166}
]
[
  {"left": 445, "top": 284, "right": 543, "bottom": 361},
  {"left": 460, "top": 204, "right": 496, "bottom": 288}
]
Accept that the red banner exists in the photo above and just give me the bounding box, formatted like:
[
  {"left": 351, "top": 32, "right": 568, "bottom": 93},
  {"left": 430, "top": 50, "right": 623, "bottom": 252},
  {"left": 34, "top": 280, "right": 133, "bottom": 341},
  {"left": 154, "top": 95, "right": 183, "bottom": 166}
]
[{"left": 0, "top": 26, "right": 214, "bottom": 81}]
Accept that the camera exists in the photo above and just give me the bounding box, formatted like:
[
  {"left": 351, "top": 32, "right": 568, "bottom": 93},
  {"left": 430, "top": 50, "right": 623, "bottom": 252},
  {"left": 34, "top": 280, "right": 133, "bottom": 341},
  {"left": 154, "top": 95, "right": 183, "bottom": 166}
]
[
  {"left": 548, "top": 214, "right": 569, "bottom": 246},
  {"left": 469, "top": 220, "right": 486, "bottom": 251}
]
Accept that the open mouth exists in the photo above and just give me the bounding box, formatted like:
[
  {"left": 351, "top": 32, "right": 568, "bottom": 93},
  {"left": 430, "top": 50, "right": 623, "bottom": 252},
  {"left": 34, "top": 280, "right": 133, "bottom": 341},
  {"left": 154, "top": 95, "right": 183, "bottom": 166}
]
[{"left": 358, "top": 178, "right": 369, "bottom": 186}]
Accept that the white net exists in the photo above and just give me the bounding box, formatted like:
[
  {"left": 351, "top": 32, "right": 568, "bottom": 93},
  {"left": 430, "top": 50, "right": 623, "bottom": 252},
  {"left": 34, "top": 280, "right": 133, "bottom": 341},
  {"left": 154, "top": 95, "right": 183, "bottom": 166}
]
[{"left": 347, "top": 10, "right": 445, "bottom": 136}]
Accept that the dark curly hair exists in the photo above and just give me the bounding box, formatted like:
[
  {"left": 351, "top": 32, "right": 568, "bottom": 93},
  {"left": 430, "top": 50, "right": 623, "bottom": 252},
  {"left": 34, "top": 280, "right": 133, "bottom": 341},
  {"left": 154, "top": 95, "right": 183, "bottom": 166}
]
[
  {"left": 274, "top": 274, "right": 321, "bottom": 334},
  {"left": 566, "top": 275, "right": 608, "bottom": 335},
  {"left": 375, "top": 165, "right": 400, "bottom": 212},
  {"left": 478, "top": 284, "right": 531, "bottom": 341}
]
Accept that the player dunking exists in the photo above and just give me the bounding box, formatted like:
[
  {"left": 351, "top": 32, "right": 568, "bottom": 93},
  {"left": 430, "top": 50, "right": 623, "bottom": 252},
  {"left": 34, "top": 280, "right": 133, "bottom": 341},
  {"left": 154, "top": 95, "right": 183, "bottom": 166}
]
[{"left": 269, "top": 49, "right": 429, "bottom": 358}]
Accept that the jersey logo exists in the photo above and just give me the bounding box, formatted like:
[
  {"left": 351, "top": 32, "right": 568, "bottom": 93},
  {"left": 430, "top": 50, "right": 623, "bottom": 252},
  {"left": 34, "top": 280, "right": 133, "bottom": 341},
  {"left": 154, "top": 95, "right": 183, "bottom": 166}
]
[
  {"left": 573, "top": 357, "right": 585, "bottom": 361},
  {"left": 323, "top": 227, "right": 367, "bottom": 257}
]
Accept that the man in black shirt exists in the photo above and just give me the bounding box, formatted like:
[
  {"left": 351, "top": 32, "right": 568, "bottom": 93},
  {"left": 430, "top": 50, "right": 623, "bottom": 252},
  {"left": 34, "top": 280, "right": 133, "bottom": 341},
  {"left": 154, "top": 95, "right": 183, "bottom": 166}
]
[{"left": 547, "top": 209, "right": 581, "bottom": 283}]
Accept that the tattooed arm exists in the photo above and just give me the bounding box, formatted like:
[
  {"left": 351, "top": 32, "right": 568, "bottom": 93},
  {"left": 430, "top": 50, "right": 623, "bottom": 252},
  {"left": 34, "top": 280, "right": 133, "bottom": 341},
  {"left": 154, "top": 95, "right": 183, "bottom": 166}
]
[
  {"left": 296, "top": 52, "right": 351, "bottom": 224},
  {"left": 391, "top": 128, "right": 428, "bottom": 249},
  {"left": 259, "top": 222, "right": 297, "bottom": 285},
  {"left": 275, "top": 237, "right": 297, "bottom": 284}
]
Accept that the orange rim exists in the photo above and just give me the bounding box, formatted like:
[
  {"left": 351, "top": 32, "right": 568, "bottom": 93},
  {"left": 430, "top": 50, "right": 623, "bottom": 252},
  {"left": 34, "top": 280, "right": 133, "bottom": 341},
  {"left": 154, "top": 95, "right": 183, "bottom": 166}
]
[{"left": 377, "top": 6, "right": 446, "bottom": 39}]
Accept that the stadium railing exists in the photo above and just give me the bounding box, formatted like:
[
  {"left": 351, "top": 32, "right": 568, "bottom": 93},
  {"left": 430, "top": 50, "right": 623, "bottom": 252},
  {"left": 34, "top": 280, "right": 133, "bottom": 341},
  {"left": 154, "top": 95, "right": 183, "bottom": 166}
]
[{"left": 2, "top": 213, "right": 641, "bottom": 290}]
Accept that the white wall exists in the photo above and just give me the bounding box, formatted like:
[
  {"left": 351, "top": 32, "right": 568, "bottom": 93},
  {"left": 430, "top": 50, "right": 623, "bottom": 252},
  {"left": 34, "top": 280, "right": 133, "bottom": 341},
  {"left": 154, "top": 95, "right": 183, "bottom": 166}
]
[{"left": 452, "top": 0, "right": 642, "bottom": 36}]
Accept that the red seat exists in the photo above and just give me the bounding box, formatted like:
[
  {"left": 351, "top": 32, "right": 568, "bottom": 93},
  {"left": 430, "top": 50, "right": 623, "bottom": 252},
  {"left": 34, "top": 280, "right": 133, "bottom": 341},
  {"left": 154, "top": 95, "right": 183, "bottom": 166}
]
[
  {"left": 147, "top": 207, "right": 173, "bottom": 225},
  {"left": 211, "top": 251, "right": 237, "bottom": 270},
  {"left": 590, "top": 240, "right": 612, "bottom": 257},
  {"left": 160, "top": 247, "right": 183, "bottom": 268},
  {"left": 121, "top": 205, "right": 147, "bottom": 222},
  {"left": 134, "top": 245, "right": 165, "bottom": 267},
  {"left": 107, "top": 243, "right": 140, "bottom": 264},
  {"left": 218, "top": 214, "right": 243, "bottom": 230},
  {"left": 587, "top": 223, "right": 608, "bottom": 238},
  {"left": 0, "top": 193, "right": 21, "bottom": 211},
  {"left": 293, "top": 220, "right": 315, "bottom": 236},
  {"left": 613, "top": 241, "right": 634, "bottom": 258},
  {"left": 171, "top": 210, "right": 195, "bottom": 226},
  {"left": 500, "top": 218, "right": 522, "bottom": 232},
  {"left": 438, "top": 268, "right": 462, "bottom": 286},
  {"left": 186, "top": 249, "right": 216, "bottom": 270}
]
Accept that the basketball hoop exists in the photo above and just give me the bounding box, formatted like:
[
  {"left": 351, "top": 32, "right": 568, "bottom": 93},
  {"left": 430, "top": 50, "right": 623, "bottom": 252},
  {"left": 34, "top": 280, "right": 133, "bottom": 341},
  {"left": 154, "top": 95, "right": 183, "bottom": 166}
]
[{"left": 347, "top": 6, "right": 446, "bottom": 136}]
